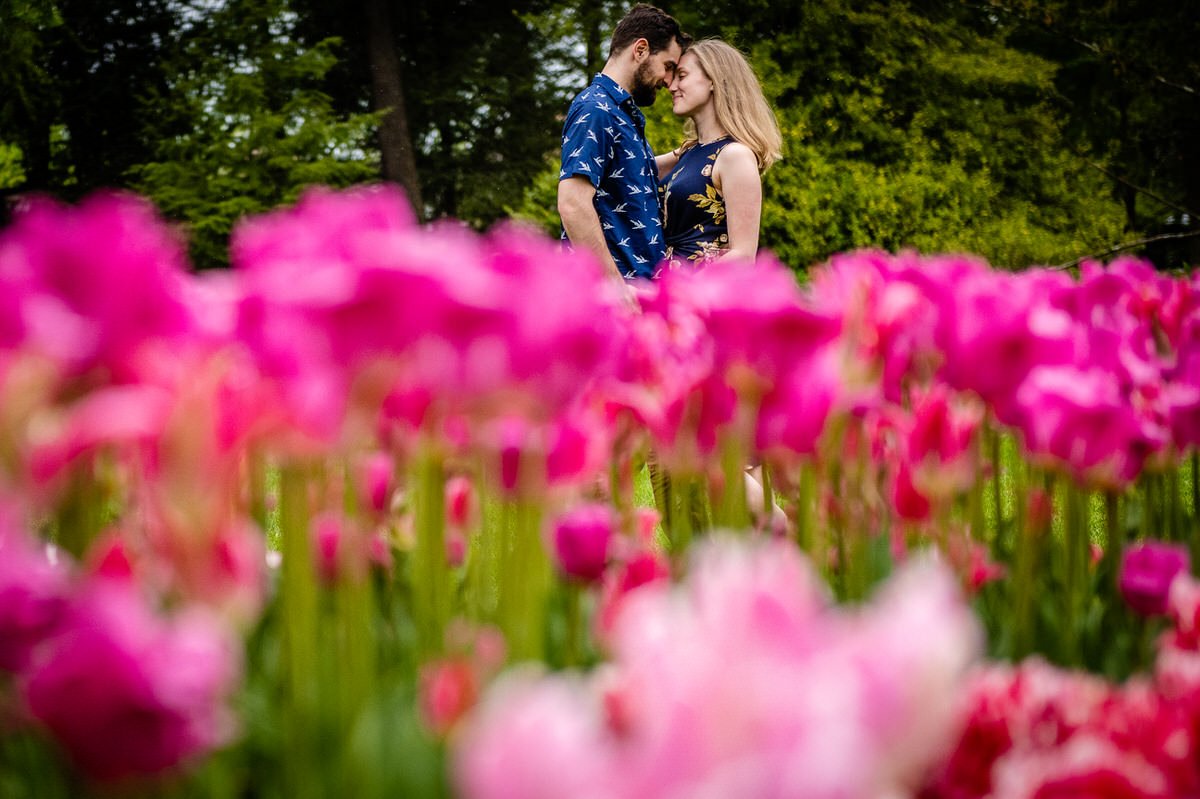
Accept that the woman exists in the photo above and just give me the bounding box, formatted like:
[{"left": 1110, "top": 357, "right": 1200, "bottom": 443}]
[{"left": 656, "top": 39, "right": 782, "bottom": 268}]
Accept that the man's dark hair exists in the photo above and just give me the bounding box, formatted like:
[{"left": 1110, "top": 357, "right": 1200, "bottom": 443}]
[{"left": 608, "top": 4, "right": 691, "bottom": 58}]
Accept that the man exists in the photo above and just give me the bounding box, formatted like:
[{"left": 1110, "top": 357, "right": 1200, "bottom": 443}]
[{"left": 558, "top": 5, "right": 689, "bottom": 285}]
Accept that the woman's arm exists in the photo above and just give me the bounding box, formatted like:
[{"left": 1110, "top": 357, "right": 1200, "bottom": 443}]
[
  {"left": 654, "top": 147, "right": 682, "bottom": 180},
  {"left": 713, "top": 142, "right": 762, "bottom": 262}
]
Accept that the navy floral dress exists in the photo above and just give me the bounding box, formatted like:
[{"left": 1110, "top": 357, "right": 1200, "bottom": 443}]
[{"left": 660, "top": 136, "right": 732, "bottom": 269}]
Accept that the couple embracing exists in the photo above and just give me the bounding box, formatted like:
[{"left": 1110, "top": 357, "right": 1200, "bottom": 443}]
[{"left": 557, "top": 4, "right": 782, "bottom": 286}]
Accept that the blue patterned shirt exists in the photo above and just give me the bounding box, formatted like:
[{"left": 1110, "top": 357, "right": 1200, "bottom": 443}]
[{"left": 559, "top": 74, "right": 665, "bottom": 279}]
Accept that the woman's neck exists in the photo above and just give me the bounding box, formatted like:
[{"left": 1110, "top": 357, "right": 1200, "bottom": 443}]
[{"left": 692, "top": 106, "right": 726, "bottom": 145}]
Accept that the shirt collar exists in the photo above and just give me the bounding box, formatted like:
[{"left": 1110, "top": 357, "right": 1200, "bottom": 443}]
[
  {"left": 592, "top": 73, "right": 647, "bottom": 132},
  {"left": 593, "top": 73, "right": 633, "bottom": 106}
]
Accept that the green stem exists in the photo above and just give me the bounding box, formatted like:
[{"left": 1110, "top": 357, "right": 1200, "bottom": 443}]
[
  {"left": 279, "top": 462, "right": 320, "bottom": 799},
  {"left": 1062, "top": 482, "right": 1090, "bottom": 666},
  {"left": 716, "top": 435, "right": 749, "bottom": 530},
  {"left": 411, "top": 448, "right": 449, "bottom": 656},
  {"left": 760, "top": 462, "right": 775, "bottom": 530},
  {"left": 1168, "top": 466, "right": 1182, "bottom": 541},
  {"left": 501, "top": 497, "right": 548, "bottom": 662},
  {"left": 1011, "top": 470, "right": 1049, "bottom": 660},
  {"left": 795, "top": 459, "right": 815, "bottom": 554},
  {"left": 647, "top": 451, "right": 674, "bottom": 541},
  {"left": 990, "top": 426, "right": 1004, "bottom": 544},
  {"left": 564, "top": 582, "right": 582, "bottom": 668},
  {"left": 247, "top": 449, "right": 268, "bottom": 533},
  {"left": 670, "top": 473, "right": 694, "bottom": 559},
  {"left": 56, "top": 459, "right": 104, "bottom": 559},
  {"left": 1103, "top": 490, "right": 1124, "bottom": 591},
  {"left": 1192, "top": 452, "right": 1199, "bottom": 530},
  {"left": 611, "top": 455, "right": 634, "bottom": 536}
]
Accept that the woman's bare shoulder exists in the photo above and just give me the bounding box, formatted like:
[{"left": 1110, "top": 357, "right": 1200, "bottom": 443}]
[{"left": 714, "top": 141, "right": 761, "bottom": 186}]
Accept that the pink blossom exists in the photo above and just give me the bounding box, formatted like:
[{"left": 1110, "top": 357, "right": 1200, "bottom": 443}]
[
  {"left": 887, "top": 385, "right": 983, "bottom": 520},
  {"left": 991, "top": 735, "right": 1172, "bottom": 799},
  {"left": 458, "top": 537, "right": 980, "bottom": 799},
  {"left": 934, "top": 267, "right": 1076, "bottom": 424},
  {"left": 21, "top": 578, "right": 241, "bottom": 782},
  {"left": 0, "top": 519, "right": 72, "bottom": 673},
  {"left": 1014, "top": 365, "right": 1162, "bottom": 488},
  {"left": 549, "top": 504, "right": 615, "bottom": 584},
  {"left": 455, "top": 672, "right": 618, "bottom": 799},
  {"left": 0, "top": 191, "right": 196, "bottom": 381},
  {"left": 27, "top": 384, "right": 174, "bottom": 485},
  {"left": 420, "top": 658, "right": 480, "bottom": 738},
  {"left": 922, "top": 656, "right": 1200, "bottom": 799},
  {"left": 360, "top": 451, "right": 395, "bottom": 515},
  {"left": 445, "top": 475, "right": 477, "bottom": 531},
  {"left": 595, "top": 549, "right": 671, "bottom": 640},
  {"left": 312, "top": 513, "right": 346, "bottom": 585},
  {"left": 1119, "top": 541, "right": 1191, "bottom": 616}
]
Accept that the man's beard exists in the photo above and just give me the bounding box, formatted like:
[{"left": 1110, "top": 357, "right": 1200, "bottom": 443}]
[{"left": 631, "top": 61, "right": 659, "bottom": 107}]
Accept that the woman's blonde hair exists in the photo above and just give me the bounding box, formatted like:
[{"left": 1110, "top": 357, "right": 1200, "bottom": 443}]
[{"left": 680, "top": 39, "right": 782, "bottom": 172}]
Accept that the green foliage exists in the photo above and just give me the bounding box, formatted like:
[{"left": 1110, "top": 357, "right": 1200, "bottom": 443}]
[
  {"left": 128, "top": 2, "right": 380, "bottom": 269},
  {"left": 0, "top": 142, "right": 24, "bottom": 189}
]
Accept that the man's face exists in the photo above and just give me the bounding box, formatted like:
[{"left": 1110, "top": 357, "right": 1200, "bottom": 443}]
[{"left": 630, "top": 40, "right": 683, "bottom": 107}]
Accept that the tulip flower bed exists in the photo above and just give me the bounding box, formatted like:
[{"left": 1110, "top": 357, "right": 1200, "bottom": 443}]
[{"left": 1, "top": 185, "right": 1199, "bottom": 797}]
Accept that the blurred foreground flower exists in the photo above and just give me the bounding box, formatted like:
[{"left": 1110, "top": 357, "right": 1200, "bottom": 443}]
[
  {"left": 455, "top": 534, "right": 980, "bottom": 799},
  {"left": 21, "top": 575, "right": 241, "bottom": 782}
]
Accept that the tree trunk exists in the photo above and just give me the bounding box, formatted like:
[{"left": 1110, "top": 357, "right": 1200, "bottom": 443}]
[
  {"left": 364, "top": 0, "right": 424, "bottom": 218},
  {"left": 582, "top": 3, "right": 605, "bottom": 85}
]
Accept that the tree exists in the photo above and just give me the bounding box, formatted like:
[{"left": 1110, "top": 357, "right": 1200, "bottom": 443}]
[
  {"left": 364, "top": 0, "right": 423, "bottom": 215},
  {"left": 986, "top": 0, "right": 1200, "bottom": 268},
  {"left": 128, "top": 0, "right": 379, "bottom": 268},
  {"left": 292, "top": 0, "right": 571, "bottom": 227}
]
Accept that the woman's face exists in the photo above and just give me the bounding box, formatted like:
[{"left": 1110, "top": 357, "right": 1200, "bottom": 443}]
[{"left": 668, "top": 52, "right": 712, "bottom": 118}]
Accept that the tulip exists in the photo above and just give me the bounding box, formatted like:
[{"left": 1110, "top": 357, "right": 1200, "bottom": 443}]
[
  {"left": 550, "top": 504, "right": 615, "bottom": 584},
  {"left": 0, "top": 522, "right": 72, "bottom": 674},
  {"left": 1119, "top": 541, "right": 1191, "bottom": 617},
  {"left": 22, "top": 578, "right": 240, "bottom": 782}
]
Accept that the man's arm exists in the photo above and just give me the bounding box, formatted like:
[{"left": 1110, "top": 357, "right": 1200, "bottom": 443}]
[{"left": 558, "top": 176, "right": 625, "bottom": 283}]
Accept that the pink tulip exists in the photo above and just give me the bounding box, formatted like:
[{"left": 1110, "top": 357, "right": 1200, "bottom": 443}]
[
  {"left": 22, "top": 577, "right": 240, "bottom": 782},
  {"left": 935, "top": 267, "right": 1076, "bottom": 425},
  {"left": 458, "top": 537, "right": 980, "bottom": 799},
  {"left": 1119, "top": 541, "right": 1191, "bottom": 617},
  {"left": 1014, "top": 365, "right": 1162, "bottom": 488},
  {"left": 0, "top": 191, "right": 196, "bottom": 381},
  {"left": 923, "top": 657, "right": 1197, "bottom": 799},
  {"left": 445, "top": 475, "right": 477, "bottom": 531},
  {"left": 420, "top": 658, "right": 480, "bottom": 738},
  {"left": 0, "top": 519, "right": 72, "bottom": 673},
  {"left": 27, "top": 384, "right": 174, "bottom": 485},
  {"left": 595, "top": 549, "right": 671, "bottom": 640},
  {"left": 455, "top": 673, "right": 618, "bottom": 799},
  {"left": 550, "top": 504, "right": 615, "bottom": 584},
  {"left": 312, "top": 513, "right": 346, "bottom": 585},
  {"left": 361, "top": 451, "right": 395, "bottom": 515}
]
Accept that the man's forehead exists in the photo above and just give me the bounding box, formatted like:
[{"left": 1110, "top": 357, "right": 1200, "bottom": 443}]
[{"left": 664, "top": 42, "right": 683, "bottom": 64}]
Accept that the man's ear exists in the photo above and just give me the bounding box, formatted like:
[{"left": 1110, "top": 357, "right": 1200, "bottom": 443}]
[{"left": 631, "top": 37, "right": 650, "bottom": 62}]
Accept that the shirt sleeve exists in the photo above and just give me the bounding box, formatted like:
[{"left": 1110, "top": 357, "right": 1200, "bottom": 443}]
[{"left": 559, "top": 97, "right": 613, "bottom": 189}]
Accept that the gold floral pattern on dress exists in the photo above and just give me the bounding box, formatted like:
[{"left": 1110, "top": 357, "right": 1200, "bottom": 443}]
[
  {"left": 688, "top": 184, "right": 725, "bottom": 226},
  {"left": 663, "top": 142, "right": 730, "bottom": 266}
]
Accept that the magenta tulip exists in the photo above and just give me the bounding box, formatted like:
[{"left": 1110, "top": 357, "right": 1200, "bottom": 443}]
[
  {"left": 550, "top": 504, "right": 615, "bottom": 584},
  {"left": 1120, "top": 541, "right": 1191, "bottom": 617},
  {"left": 22, "top": 578, "right": 240, "bottom": 782}
]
